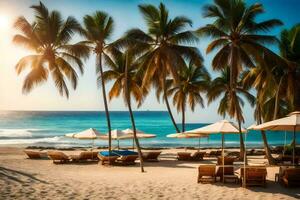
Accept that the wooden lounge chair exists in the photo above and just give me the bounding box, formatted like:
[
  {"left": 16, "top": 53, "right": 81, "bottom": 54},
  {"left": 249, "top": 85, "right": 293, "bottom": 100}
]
[
  {"left": 216, "top": 166, "right": 234, "bottom": 180},
  {"left": 177, "top": 152, "right": 192, "bottom": 161},
  {"left": 217, "top": 156, "right": 235, "bottom": 165},
  {"left": 24, "top": 150, "right": 47, "bottom": 159},
  {"left": 47, "top": 151, "right": 71, "bottom": 164},
  {"left": 191, "top": 152, "right": 205, "bottom": 161},
  {"left": 240, "top": 167, "right": 267, "bottom": 187},
  {"left": 142, "top": 151, "right": 161, "bottom": 162},
  {"left": 205, "top": 151, "right": 217, "bottom": 157},
  {"left": 98, "top": 151, "right": 119, "bottom": 165},
  {"left": 116, "top": 155, "right": 139, "bottom": 165},
  {"left": 70, "top": 151, "right": 99, "bottom": 162},
  {"left": 282, "top": 168, "right": 300, "bottom": 187},
  {"left": 197, "top": 165, "right": 216, "bottom": 183}
]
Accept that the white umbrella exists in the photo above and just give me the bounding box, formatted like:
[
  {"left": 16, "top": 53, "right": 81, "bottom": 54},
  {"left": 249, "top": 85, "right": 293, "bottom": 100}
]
[
  {"left": 122, "top": 128, "right": 156, "bottom": 149},
  {"left": 65, "top": 128, "right": 104, "bottom": 149},
  {"left": 252, "top": 111, "right": 300, "bottom": 165},
  {"left": 187, "top": 120, "right": 246, "bottom": 183},
  {"left": 167, "top": 132, "right": 208, "bottom": 151}
]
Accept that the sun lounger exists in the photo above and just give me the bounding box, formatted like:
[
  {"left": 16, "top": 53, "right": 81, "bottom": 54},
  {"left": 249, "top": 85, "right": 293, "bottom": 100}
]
[
  {"left": 24, "top": 150, "right": 47, "bottom": 159},
  {"left": 70, "top": 151, "right": 99, "bottom": 162},
  {"left": 197, "top": 165, "right": 216, "bottom": 183},
  {"left": 240, "top": 167, "right": 267, "bottom": 187},
  {"left": 216, "top": 166, "right": 234, "bottom": 180},
  {"left": 191, "top": 152, "right": 205, "bottom": 161},
  {"left": 98, "top": 151, "right": 119, "bottom": 165},
  {"left": 142, "top": 151, "right": 161, "bottom": 162},
  {"left": 177, "top": 152, "right": 192, "bottom": 160},
  {"left": 282, "top": 168, "right": 300, "bottom": 187},
  {"left": 217, "top": 156, "right": 235, "bottom": 165},
  {"left": 47, "top": 151, "right": 71, "bottom": 164},
  {"left": 116, "top": 155, "right": 139, "bottom": 165}
]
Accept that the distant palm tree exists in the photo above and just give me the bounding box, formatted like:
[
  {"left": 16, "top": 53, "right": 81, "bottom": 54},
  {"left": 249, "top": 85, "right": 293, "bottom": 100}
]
[
  {"left": 208, "top": 68, "right": 255, "bottom": 159},
  {"left": 102, "top": 47, "right": 145, "bottom": 172},
  {"left": 81, "top": 11, "right": 114, "bottom": 153},
  {"left": 168, "top": 61, "right": 210, "bottom": 132},
  {"left": 13, "top": 2, "right": 89, "bottom": 97},
  {"left": 197, "top": 0, "right": 282, "bottom": 158},
  {"left": 121, "top": 3, "right": 202, "bottom": 133}
]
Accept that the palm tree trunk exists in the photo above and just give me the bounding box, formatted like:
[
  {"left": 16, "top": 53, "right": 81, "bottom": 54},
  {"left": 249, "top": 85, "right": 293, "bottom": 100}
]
[
  {"left": 273, "top": 77, "right": 283, "bottom": 120},
  {"left": 182, "top": 100, "right": 185, "bottom": 133},
  {"left": 162, "top": 77, "right": 180, "bottom": 133},
  {"left": 238, "top": 119, "right": 245, "bottom": 160},
  {"left": 257, "top": 108, "right": 276, "bottom": 165},
  {"left": 125, "top": 53, "right": 144, "bottom": 172},
  {"left": 98, "top": 53, "right": 112, "bottom": 153}
]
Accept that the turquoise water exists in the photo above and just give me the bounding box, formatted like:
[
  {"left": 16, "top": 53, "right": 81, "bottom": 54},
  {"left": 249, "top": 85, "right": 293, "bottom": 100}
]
[{"left": 0, "top": 111, "right": 298, "bottom": 148}]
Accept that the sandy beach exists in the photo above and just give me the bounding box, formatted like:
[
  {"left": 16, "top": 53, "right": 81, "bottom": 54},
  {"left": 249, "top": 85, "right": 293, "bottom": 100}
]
[{"left": 0, "top": 147, "right": 299, "bottom": 200}]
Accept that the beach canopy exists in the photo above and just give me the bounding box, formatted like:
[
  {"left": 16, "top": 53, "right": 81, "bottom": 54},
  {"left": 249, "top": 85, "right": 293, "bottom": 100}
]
[
  {"left": 252, "top": 111, "right": 300, "bottom": 165},
  {"left": 122, "top": 128, "right": 156, "bottom": 138},
  {"left": 99, "top": 129, "right": 156, "bottom": 140},
  {"left": 65, "top": 128, "right": 103, "bottom": 139},
  {"left": 186, "top": 120, "right": 246, "bottom": 134},
  {"left": 167, "top": 132, "right": 208, "bottom": 138}
]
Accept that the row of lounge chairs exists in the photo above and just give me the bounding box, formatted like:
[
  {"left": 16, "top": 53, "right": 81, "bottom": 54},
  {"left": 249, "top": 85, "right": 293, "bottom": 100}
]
[
  {"left": 24, "top": 150, "right": 162, "bottom": 165},
  {"left": 197, "top": 165, "right": 268, "bottom": 187}
]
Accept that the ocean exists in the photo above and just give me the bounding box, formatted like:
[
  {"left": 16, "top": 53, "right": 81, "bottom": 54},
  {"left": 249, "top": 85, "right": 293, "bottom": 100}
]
[{"left": 0, "top": 111, "right": 298, "bottom": 149}]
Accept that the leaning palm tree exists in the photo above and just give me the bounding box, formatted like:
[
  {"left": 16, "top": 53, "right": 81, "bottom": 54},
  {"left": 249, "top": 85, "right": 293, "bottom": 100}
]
[
  {"left": 13, "top": 2, "right": 89, "bottom": 97},
  {"left": 120, "top": 3, "right": 202, "bottom": 133},
  {"left": 102, "top": 47, "right": 145, "bottom": 172},
  {"left": 81, "top": 11, "right": 114, "bottom": 153},
  {"left": 208, "top": 68, "right": 255, "bottom": 159},
  {"left": 168, "top": 61, "right": 210, "bottom": 132}
]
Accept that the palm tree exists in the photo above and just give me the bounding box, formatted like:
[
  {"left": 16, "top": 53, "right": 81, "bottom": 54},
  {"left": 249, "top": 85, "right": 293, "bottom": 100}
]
[
  {"left": 120, "top": 3, "right": 202, "bottom": 133},
  {"left": 81, "top": 11, "right": 114, "bottom": 153},
  {"left": 168, "top": 61, "right": 210, "bottom": 132},
  {"left": 277, "top": 24, "right": 300, "bottom": 111},
  {"left": 13, "top": 2, "right": 89, "bottom": 97},
  {"left": 197, "top": 0, "right": 282, "bottom": 158},
  {"left": 208, "top": 67, "right": 255, "bottom": 159},
  {"left": 102, "top": 47, "right": 145, "bottom": 172}
]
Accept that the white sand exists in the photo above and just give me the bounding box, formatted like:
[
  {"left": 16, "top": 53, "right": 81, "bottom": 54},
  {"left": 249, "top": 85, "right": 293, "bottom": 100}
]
[{"left": 0, "top": 147, "right": 299, "bottom": 200}]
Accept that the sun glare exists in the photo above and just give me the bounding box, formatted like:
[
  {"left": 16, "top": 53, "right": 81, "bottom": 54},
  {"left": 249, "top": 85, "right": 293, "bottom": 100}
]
[{"left": 0, "top": 14, "right": 10, "bottom": 31}]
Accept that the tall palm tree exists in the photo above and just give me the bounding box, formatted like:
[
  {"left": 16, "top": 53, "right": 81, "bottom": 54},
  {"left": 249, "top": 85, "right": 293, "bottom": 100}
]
[
  {"left": 81, "top": 11, "right": 114, "bottom": 153},
  {"left": 13, "top": 2, "right": 89, "bottom": 97},
  {"left": 102, "top": 47, "right": 145, "bottom": 172},
  {"left": 120, "top": 3, "right": 202, "bottom": 133},
  {"left": 208, "top": 68, "right": 255, "bottom": 159},
  {"left": 197, "top": 0, "right": 282, "bottom": 157},
  {"left": 168, "top": 61, "right": 210, "bottom": 132}
]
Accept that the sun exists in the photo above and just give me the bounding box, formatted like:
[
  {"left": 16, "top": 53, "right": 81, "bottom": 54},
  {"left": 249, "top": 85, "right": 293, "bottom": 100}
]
[{"left": 0, "top": 14, "right": 10, "bottom": 31}]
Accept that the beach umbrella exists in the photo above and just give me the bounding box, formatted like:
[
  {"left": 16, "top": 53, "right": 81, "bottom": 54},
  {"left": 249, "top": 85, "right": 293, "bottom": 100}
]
[
  {"left": 167, "top": 132, "right": 208, "bottom": 151},
  {"left": 252, "top": 111, "right": 300, "bottom": 165},
  {"left": 122, "top": 128, "right": 156, "bottom": 149},
  {"left": 187, "top": 120, "right": 246, "bottom": 183},
  {"left": 65, "top": 128, "right": 104, "bottom": 150}
]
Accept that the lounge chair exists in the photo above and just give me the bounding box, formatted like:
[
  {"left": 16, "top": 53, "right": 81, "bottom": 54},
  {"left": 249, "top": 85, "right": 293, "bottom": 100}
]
[
  {"left": 282, "top": 168, "right": 300, "bottom": 187},
  {"left": 191, "top": 152, "right": 205, "bottom": 161},
  {"left": 24, "top": 150, "right": 47, "bottom": 159},
  {"left": 177, "top": 152, "right": 192, "bottom": 161},
  {"left": 240, "top": 167, "right": 267, "bottom": 187},
  {"left": 70, "top": 151, "right": 99, "bottom": 162},
  {"left": 47, "top": 151, "right": 71, "bottom": 164},
  {"left": 217, "top": 156, "right": 235, "bottom": 165},
  {"left": 197, "top": 165, "right": 216, "bottom": 183},
  {"left": 205, "top": 151, "right": 217, "bottom": 157},
  {"left": 116, "top": 155, "right": 139, "bottom": 165},
  {"left": 98, "top": 151, "right": 119, "bottom": 165},
  {"left": 142, "top": 151, "right": 161, "bottom": 162},
  {"left": 216, "top": 166, "right": 234, "bottom": 180}
]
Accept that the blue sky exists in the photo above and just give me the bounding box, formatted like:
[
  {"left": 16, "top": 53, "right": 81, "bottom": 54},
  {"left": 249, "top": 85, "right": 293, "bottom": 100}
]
[{"left": 0, "top": 0, "right": 299, "bottom": 125}]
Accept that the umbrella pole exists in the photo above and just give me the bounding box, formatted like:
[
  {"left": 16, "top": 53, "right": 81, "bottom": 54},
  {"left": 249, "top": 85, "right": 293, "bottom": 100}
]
[
  {"left": 222, "top": 133, "right": 224, "bottom": 183},
  {"left": 132, "top": 138, "right": 134, "bottom": 150},
  {"left": 198, "top": 137, "right": 200, "bottom": 152},
  {"left": 243, "top": 131, "right": 247, "bottom": 188},
  {"left": 293, "top": 126, "right": 296, "bottom": 166},
  {"left": 118, "top": 140, "right": 120, "bottom": 150}
]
